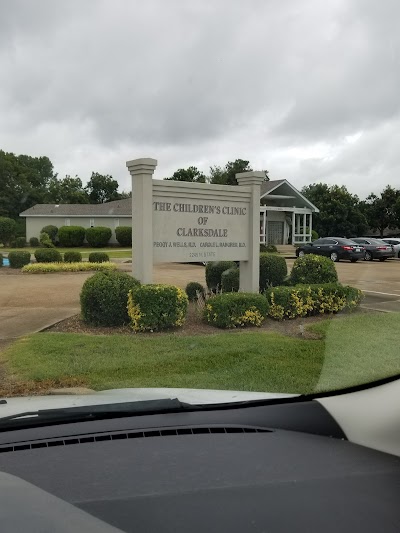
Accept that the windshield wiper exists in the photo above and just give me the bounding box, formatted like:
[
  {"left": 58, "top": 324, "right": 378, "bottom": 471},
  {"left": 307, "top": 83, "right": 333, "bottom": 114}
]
[{"left": 0, "top": 398, "right": 196, "bottom": 430}]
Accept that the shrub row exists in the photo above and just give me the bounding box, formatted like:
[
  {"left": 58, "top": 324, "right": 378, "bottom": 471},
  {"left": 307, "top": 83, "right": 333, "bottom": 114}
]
[
  {"left": 23, "top": 262, "right": 117, "bottom": 273},
  {"left": 204, "top": 293, "right": 269, "bottom": 328},
  {"left": 37, "top": 225, "right": 132, "bottom": 247},
  {"left": 265, "top": 284, "right": 363, "bottom": 320}
]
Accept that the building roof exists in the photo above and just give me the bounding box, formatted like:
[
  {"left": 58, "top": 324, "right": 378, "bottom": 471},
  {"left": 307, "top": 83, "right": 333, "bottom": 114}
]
[
  {"left": 20, "top": 198, "right": 132, "bottom": 217},
  {"left": 260, "top": 179, "right": 286, "bottom": 196}
]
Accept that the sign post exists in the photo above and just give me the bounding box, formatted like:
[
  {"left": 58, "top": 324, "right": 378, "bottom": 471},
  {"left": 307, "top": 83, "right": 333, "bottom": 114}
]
[{"left": 127, "top": 158, "right": 264, "bottom": 292}]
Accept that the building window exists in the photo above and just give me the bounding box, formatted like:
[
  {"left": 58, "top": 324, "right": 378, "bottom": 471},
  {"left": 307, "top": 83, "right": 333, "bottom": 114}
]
[
  {"left": 65, "top": 218, "right": 70, "bottom": 226},
  {"left": 114, "top": 218, "right": 120, "bottom": 228},
  {"left": 89, "top": 218, "right": 95, "bottom": 228}
]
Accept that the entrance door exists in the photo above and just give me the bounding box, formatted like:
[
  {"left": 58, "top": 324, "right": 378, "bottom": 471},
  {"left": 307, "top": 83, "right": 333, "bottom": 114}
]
[{"left": 267, "top": 221, "right": 284, "bottom": 245}]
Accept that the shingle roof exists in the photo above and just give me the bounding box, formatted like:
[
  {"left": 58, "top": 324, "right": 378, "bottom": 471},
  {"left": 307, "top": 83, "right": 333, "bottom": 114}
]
[
  {"left": 260, "top": 179, "right": 286, "bottom": 197},
  {"left": 20, "top": 198, "right": 132, "bottom": 217}
]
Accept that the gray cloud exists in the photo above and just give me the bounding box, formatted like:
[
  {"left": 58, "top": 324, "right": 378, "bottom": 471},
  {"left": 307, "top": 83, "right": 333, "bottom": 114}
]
[{"left": 1, "top": 0, "right": 400, "bottom": 197}]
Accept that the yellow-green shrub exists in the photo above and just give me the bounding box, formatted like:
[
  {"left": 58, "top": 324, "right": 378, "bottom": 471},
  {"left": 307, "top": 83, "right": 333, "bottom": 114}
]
[
  {"left": 22, "top": 262, "right": 117, "bottom": 273},
  {"left": 265, "top": 284, "right": 362, "bottom": 320},
  {"left": 204, "top": 292, "right": 268, "bottom": 328},
  {"left": 127, "top": 284, "right": 188, "bottom": 332}
]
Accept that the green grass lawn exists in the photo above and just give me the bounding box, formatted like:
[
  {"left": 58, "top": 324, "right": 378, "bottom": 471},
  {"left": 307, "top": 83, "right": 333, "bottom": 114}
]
[
  {"left": 1, "top": 247, "right": 132, "bottom": 259},
  {"left": 3, "top": 312, "right": 399, "bottom": 395}
]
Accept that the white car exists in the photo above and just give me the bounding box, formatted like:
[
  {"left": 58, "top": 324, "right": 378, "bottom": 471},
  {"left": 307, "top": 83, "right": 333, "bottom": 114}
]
[{"left": 382, "top": 238, "right": 400, "bottom": 258}]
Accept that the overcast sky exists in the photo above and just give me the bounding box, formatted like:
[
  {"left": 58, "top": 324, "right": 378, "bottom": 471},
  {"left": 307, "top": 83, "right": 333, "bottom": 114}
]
[{"left": 1, "top": 0, "right": 399, "bottom": 198}]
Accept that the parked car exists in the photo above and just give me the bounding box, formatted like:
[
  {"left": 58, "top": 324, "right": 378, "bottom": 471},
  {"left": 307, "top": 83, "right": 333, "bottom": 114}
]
[
  {"left": 351, "top": 238, "right": 395, "bottom": 261},
  {"left": 381, "top": 237, "right": 400, "bottom": 258},
  {"left": 296, "top": 237, "right": 365, "bottom": 262}
]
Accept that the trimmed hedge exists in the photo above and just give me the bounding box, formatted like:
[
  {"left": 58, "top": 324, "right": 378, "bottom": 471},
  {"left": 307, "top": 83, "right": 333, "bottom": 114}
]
[
  {"left": 40, "top": 232, "right": 54, "bottom": 248},
  {"left": 64, "top": 251, "right": 82, "bottom": 263},
  {"left": 259, "top": 253, "right": 288, "bottom": 292},
  {"left": 81, "top": 271, "right": 140, "bottom": 326},
  {"left": 0, "top": 253, "right": 3, "bottom": 267},
  {"left": 260, "top": 243, "right": 278, "bottom": 253},
  {"left": 265, "top": 283, "right": 363, "bottom": 320},
  {"left": 23, "top": 262, "right": 116, "bottom": 273},
  {"left": 58, "top": 225, "right": 85, "bottom": 247},
  {"left": 85, "top": 226, "right": 112, "bottom": 247},
  {"left": 8, "top": 251, "right": 31, "bottom": 268},
  {"left": 29, "top": 237, "right": 40, "bottom": 247},
  {"left": 290, "top": 254, "right": 338, "bottom": 285},
  {"left": 204, "top": 292, "right": 269, "bottom": 329},
  {"left": 15, "top": 236, "right": 26, "bottom": 247},
  {"left": 34, "top": 248, "right": 63, "bottom": 263},
  {"left": 41, "top": 225, "right": 58, "bottom": 243},
  {"left": 185, "top": 281, "right": 205, "bottom": 302},
  {"left": 127, "top": 284, "right": 188, "bottom": 332},
  {"left": 89, "top": 252, "right": 109, "bottom": 263},
  {"left": 221, "top": 267, "right": 240, "bottom": 293},
  {"left": 115, "top": 226, "right": 132, "bottom": 246},
  {"left": 205, "top": 261, "right": 237, "bottom": 291}
]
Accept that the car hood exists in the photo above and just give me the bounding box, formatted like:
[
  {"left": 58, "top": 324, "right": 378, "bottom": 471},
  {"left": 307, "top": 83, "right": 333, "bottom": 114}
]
[{"left": 0, "top": 388, "right": 298, "bottom": 418}]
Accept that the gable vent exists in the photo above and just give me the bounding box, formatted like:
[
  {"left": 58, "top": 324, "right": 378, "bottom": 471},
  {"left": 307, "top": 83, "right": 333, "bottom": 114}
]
[{"left": 0, "top": 426, "right": 270, "bottom": 454}]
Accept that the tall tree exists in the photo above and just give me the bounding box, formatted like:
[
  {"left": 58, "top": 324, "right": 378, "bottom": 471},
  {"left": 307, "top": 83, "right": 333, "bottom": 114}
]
[
  {"left": 165, "top": 166, "right": 206, "bottom": 183},
  {"left": 85, "top": 172, "right": 120, "bottom": 203},
  {"left": 0, "top": 150, "right": 56, "bottom": 218},
  {"left": 210, "top": 159, "right": 253, "bottom": 186},
  {"left": 302, "top": 183, "right": 368, "bottom": 237},
  {"left": 360, "top": 185, "right": 400, "bottom": 237},
  {"left": 48, "top": 175, "right": 89, "bottom": 204}
]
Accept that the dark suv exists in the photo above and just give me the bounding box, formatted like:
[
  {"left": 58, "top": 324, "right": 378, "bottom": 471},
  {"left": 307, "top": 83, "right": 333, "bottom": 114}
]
[{"left": 296, "top": 238, "right": 365, "bottom": 262}]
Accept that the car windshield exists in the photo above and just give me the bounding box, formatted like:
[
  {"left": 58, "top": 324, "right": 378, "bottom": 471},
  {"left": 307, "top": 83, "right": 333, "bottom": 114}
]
[{"left": 0, "top": 1, "right": 399, "bottom": 413}]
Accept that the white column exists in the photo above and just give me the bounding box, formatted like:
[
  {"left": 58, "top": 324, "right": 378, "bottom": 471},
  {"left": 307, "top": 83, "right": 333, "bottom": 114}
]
[
  {"left": 302, "top": 213, "right": 306, "bottom": 243},
  {"left": 309, "top": 213, "right": 313, "bottom": 241},
  {"left": 126, "top": 157, "right": 157, "bottom": 283},
  {"left": 236, "top": 171, "right": 265, "bottom": 293},
  {"left": 262, "top": 210, "right": 267, "bottom": 244},
  {"left": 296, "top": 213, "right": 300, "bottom": 237},
  {"left": 291, "top": 211, "right": 295, "bottom": 245}
]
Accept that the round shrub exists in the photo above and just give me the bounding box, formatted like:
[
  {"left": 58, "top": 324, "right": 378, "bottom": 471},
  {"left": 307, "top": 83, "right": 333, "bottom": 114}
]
[
  {"left": 29, "top": 237, "right": 40, "bottom": 247},
  {"left": 221, "top": 267, "right": 239, "bottom": 293},
  {"left": 15, "top": 236, "right": 26, "bottom": 247},
  {"left": 89, "top": 252, "right": 109, "bottom": 263},
  {"left": 85, "top": 226, "right": 112, "bottom": 247},
  {"left": 205, "top": 261, "right": 237, "bottom": 291},
  {"left": 127, "top": 284, "right": 188, "bottom": 332},
  {"left": 185, "top": 281, "right": 206, "bottom": 302},
  {"left": 260, "top": 243, "right": 278, "bottom": 253},
  {"left": 115, "top": 226, "right": 132, "bottom": 246},
  {"left": 81, "top": 271, "right": 141, "bottom": 326},
  {"left": 64, "top": 251, "right": 82, "bottom": 263},
  {"left": 204, "top": 293, "right": 269, "bottom": 328},
  {"left": 34, "top": 248, "right": 63, "bottom": 263},
  {"left": 40, "top": 231, "right": 54, "bottom": 248},
  {"left": 8, "top": 251, "right": 31, "bottom": 268},
  {"left": 290, "top": 254, "right": 338, "bottom": 285},
  {"left": 41, "top": 225, "right": 58, "bottom": 243},
  {"left": 58, "top": 225, "right": 85, "bottom": 247},
  {"left": 0, "top": 216, "right": 17, "bottom": 246},
  {"left": 259, "top": 253, "right": 288, "bottom": 292},
  {"left": 0, "top": 253, "right": 3, "bottom": 267}
]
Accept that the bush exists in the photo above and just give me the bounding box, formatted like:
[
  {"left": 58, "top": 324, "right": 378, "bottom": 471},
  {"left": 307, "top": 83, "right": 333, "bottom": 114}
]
[
  {"left": 34, "top": 248, "right": 62, "bottom": 263},
  {"left": 89, "top": 252, "right": 109, "bottom": 263},
  {"left": 205, "top": 261, "right": 237, "bottom": 291},
  {"left": 15, "top": 236, "right": 26, "bottom": 247},
  {"left": 41, "top": 225, "right": 58, "bottom": 243},
  {"left": 29, "top": 237, "right": 40, "bottom": 247},
  {"left": 259, "top": 253, "right": 288, "bottom": 292},
  {"left": 58, "top": 225, "right": 85, "bottom": 247},
  {"left": 265, "top": 284, "right": 363, "bottom": 320},
  {"left": 260, "top": 243, "right": 278, "bottom": 253},
  {"left": 40, "top": 232, "right": 54, "bottom": 248},
  {"left": 204, "top": 293, "right": 269, "bottom": 329},
  {"left": 127, "top": 284, "right": 188, "bottom": 332},
  {"left": 85, "top": 226, "right": 112, "bottom": 247},
  {"left": 0, "top": 216, "right": 17, "bottom": 246},
  {"left": 23, "top": 262, "right": 116, "bottom": 273},
  {"left": 8, "top": 251, "right": 31, "bottom": 268},
  {"left": 64, "top": 251, "right": 82, "bottom": 263},
  {"left": 290, "top": 254, "right": 338, "bottom": 285},
  {"left": 311, "top": 230, "right": 319, "bottom": 241},
  {"left": 221, "top": 267, "right": 240, "bottom": 293},
  {"left": 81, "top": 271, "right": 140, "bottom": 326},
  {"left": 0, "top": 253, "right": 3, "bottom": 267},
  {"left": 185, "top": 281, "right": 206, "bottom": 302},
  {"left": 115, "top": 226, "right": 132, "bottom": 246}
]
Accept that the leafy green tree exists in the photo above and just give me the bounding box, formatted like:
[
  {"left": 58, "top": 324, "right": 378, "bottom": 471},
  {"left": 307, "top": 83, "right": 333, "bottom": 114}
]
[
  {"left": 360, "top": 186, "right": 400, "bottom": 237},
  {"left": 85, "top": 172, "right": 121, "bottom": 204},
  {"left": 302, "top": 183, "right": 368, "bottom": 237},
  {"left": 165, "top": 166, "right": 206, "bottom": 183},
  {"left": 0, "top": 216, "right": 17, "bottom": 245},
  {"left": 210, "top": 159, "right": 253, "bottom": 186},
  {"left": 48, "top": 175, "right": 89, "bottom": 204}
]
